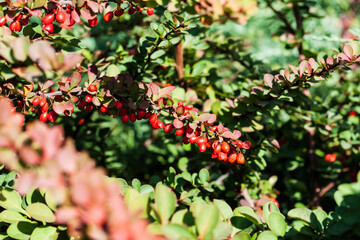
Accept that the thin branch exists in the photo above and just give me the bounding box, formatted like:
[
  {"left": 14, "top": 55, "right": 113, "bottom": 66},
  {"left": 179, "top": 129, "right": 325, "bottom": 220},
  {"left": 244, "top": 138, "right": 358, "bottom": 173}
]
[{"left": 266, "top": 0, "right": 296, "bottom": 35}]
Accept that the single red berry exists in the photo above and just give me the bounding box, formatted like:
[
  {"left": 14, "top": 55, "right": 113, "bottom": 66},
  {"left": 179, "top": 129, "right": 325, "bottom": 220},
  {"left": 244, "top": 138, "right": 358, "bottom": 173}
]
[
  {"left": 199, "top": 144, "right": 207, "bottom": 152},
  {"left": 175, "top": 128, "right": 185, "bottom": 136},
  {"left": 144, "top": 112, "right": 152, "bottom": 119},
  {"left": 39, "top": 98, "right": 47, "bottom": 107},
  {"left": 210, "top": 126, "right": 218, "bottom": 132},
  {"left": 218, "top": 152, "right": 228, "bottom": 161},
  {"left": 213, "top": 145, "right": 222, "bottom": 154},
  {"left": 69, "top": 17, "right": 75, "bottom": 26},
  {"left": 64, "top": 105, "right": 75, "bottom": 116},
  {"left": 188, "top": 136, "right": 197, "bottom": 144},
  {"left": 41, "top": 102, "right": 49, "bottom": 113},
  {"left": 228, "top": 153, "right": 237, "bottom": 163},
  {"left": 122, "top": 114, "right": 129, "bottom": 123},
  {"left": 128, "top": 7, "right": 136, "bottom": 15},
  {"left": 163, "top": 124, "right": 173, "bottom": 133},
  {"left": 32, "top": 96, "right": 41, "bottom": 106},
  {"left": 85, "top": 94, "right": 93, "bottom": 103},
  {"left": 137, "top": 110, "right": 146, "bottom": 120},
  {"left": 184, "top": 104, "right": 193, "bottom": 110},
  {"left": 114, "top": 9, "right": 124, "bottom": 17},
  {"left": 42, "top": 14, "right": 55, "bottom": 25},
  {"left": 155, "top": 120, "right": 164, "bottom": 129},
  {"left": 48, "top": 111, "right": 57, "bottom": 122},
  {"left": 88, "top": 17, "right": 98, "bottom": 27},
  {"left": 349, "top": 111, "right": 357, "bottom": 117},
  {"left": 211, "top": 153, "right": 218, "bottom": 159},
  {"left": 116, "top": 101, "right": 123, "bottom": 109},
  {"left": 10, "top": 20, "right": 21, "bottom": 31},
  {"left": 0, "top": 16, "right": 6, "bottom": 26},
  {"left": 39, "top": 112, "right": 48, "bottom": 122},
  {"left": 149, "top": 113, "right": 157, "bottom": 124},
  {"left": 130, "top": 113, "right": 137, "bottom": 122},
  {"left": 100, "top": 106, "right": 108, "bottom": 113},
  {"left": 237, "top": 153, "right": 245, "bottom": 164},
  {"left": 88, "top": 84, "right": 97, "bottom": 92},
  {"left": 103, "top": 11, "right": 114, "bottom": 22},
  {"left": 221, "top": 142, "right": 230, "bottom": 153},
  {"left": 85, "top": 104, "right": 93, "bottom": 112},
  {"left": 56, "top": 11, "right": 66, "bottom": 23},
  {"left": 147, "top": 8, "right": 154, "bottom": 15},
  {"left": 42, "top": 24, "right": 54, "bottom": 33},
  {"left": 196, "top": 136, "right": 208, "bottom": 146},
  {"left": 78, "top": 118, "right": 85, "bottom": 125},
  {"left": 235, "top": 140, "right": 244, "bottom": 148}
]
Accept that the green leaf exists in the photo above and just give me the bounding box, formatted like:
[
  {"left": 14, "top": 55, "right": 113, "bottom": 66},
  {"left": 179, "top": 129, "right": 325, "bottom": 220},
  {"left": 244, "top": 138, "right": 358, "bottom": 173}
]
[
  {"left": 267, "top": 212, "right": 286, "bottom": 237},
  {"left": 234, "top": 206, "right": 262, "bottom": 227},
  {"left": 162, "top": 224, "right": 195, "bottom": 240},
  {"left": 257, "top": 230, "right": 277, "bottom": 240},
  {"left": 154, "top": 184, "right": 177, "bottom": 224},
  {"left": 263, "top": 202, "right": 280, "bottom": 224},
  {"left": 139, "top": 185, "right": 154, "bottom": 195},
  {"left": 213, "top": 199, "right": 233, "bottom": 220},
  {"left": 287, "top": 208, "right": 312, "bottom": 223},
  {"left": 30, "top": 226, "right": 58, "bottom": 240},
  {"left": 106, "top": 64, "right": 120, "bottom": 77},
  {"left": 195, "top": 204, "right": 219, "bottom": 239},
  {"left": 7, "top": 221, "right": 37, "bottom": 240},
  {"left": 232, "top": 232, "right": 251, "bottom": 240},
  {"left": 199, "top": 169, "right": 209, "bottom": 183},
  {"left": 189, "top": 199, "right": 206, "bottom": 217},
  {"left": 0, "top": 210, "right": 29, "bottom": 224},
  {"left": 26, "top": 203, "right": 55, "bottom": 223},
  {"left": 213, "top": 222, "right": 232, "bottom": 240},
  {"left": 164, "top": 10, "right": 173, "bottom": 22},
  {"left": 151, "top": 50, "right": 166, "bottom": 59},
  {"left": 0, "top": 187, "right": 29, "bottom": 217}
]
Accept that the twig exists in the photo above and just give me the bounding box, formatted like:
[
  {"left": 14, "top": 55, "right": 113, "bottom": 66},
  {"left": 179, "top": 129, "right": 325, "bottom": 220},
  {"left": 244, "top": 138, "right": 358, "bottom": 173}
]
[
  {"left": 307, "top": 181, "right": 335, "bottom": 208},
  {"left": 266, "top": 0, "right": 296, "bottom": 34}
]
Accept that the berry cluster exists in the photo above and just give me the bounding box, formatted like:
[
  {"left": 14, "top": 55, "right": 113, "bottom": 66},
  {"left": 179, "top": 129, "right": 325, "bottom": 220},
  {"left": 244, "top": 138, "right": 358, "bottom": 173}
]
[
  {"left": 0, "top": 1, "right": 155, "bottom": 33},
  {"left": 324, "top": 153, "right": 337, "bottom": 162}
]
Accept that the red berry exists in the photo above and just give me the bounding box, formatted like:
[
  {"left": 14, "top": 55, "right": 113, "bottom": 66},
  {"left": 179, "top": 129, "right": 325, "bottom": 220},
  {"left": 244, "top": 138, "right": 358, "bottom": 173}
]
[
  {"left": 114, "top": 9, "right": 124, "bottom": 17},
  {"left": 48, "top": 111, "right": 57, "bottom": 122},
  {"left": 155, "top": 120, "right": 164, "bottom": 129},
  {"left": 211, "top": 153, "right": 218, "bottom": 159},
  {"left": 39, "top": 98, "right": 47, "bottom": 107},
  {"left": 213, "top": 145, "right": 222, "bottom": 154},
  {"left": 196, "top": 136, "right": 208, "bottom": 146},
  {"left": 221, "top": 142, "right": 230, "bottom": 153},
  {"left": 85, "top": 94, "right": 93, "bottom": 103},
  {"left": 178, "top": 101, "right": 183, "bottom": 106},
  {"left": 64, "top": 105, "right": 74, "bottom": 116},
  {"left": 130, "top": 113, "right": 137, "bottom": 122},
  {"left": 41, "top": 102, "right": 49, "bottom": 113},
  {"left": 0, "top": 16, "right": 6, "bottom": 26},
  {"left": 116, "top": 101, "right": 123, "bottom": 109},
  {"left": 39, "top": 112, "right": 48, "bottom": 122},
  {"left": 100, "top": 106, "right": 108, "bottom": 113},
  {"left": 103, "top": 11, "right": 114, "bottom": 22},
  {"left": 88, "top": 17, "right": 98, "bottom": 27},
  {"left": 42, "top": 14, "right": 54, "bottom": 25},
  {"left": 149, "top": 113, "right": 157, "bottom": 124},
  {"left": 188, "top": 136, "right": 197, "bottom": 144},
  {"left": 237, "top": 152, "right": 245, "bottom": 164},
  {"left": 324, "top": 153, "right": 336, "bottom": 162},
  {"left": 212, "top": 140, "right": 219, "bottom": 149},
  {"left": 122, "top": 114, "right": 129, "bottom": 123},
  {"left": 175, "top": 128, "right": 185, "bottom": 136},
  {"left": 147, "top": 8, "right": 154, "bottom": 15},
  {"left": 128, "top": 7, "right": 136, "bottom": 15},
  {"left": 85, "top": 104, "right": 93, "bottom": 112},
  {"left": 32, "top": 96, "right": 41, "bottom": 106},
  {"left": 163, "top": 124, "right": 173, "bottom": 133},
  {"left": 10, "top": 20, "right": 21, "bottom": 31},
  {"left": 269, "top": 197, "right": 279, "bottom": 208},
  {"left": 218, "top": 152, "right": 228, "bottom": 161},
  {"left": 119, "top": 108, "right": 127, "bottom": 116},
  {"left": 199, "top": 144, "right": 207, "bottom": 152},
  {"left": 228, "top": 153, "right": 237, "bottom": 163},
  {"left": 88, "top": 84, "right": 97, "bottom": 92},
  {"left": 349, "top": 111, "right": 357, "bottom": 117},
  {"left": 56, "top": 11, "right": 66, "bottom": 23},
  {"left": 184, "top": 104, "right": 193, "bottom": 110},
  {"left": 69, "top": 17, "right": 75, "bottom": 26},
  {"left": 42, "top": 24, "right": 54, "bottom": 33},
  {"left": 137, "top": 110, "right": 146, "bottom": 120},
  {"left": 210, "top": 126, "right": 218, "bottom": 132}
]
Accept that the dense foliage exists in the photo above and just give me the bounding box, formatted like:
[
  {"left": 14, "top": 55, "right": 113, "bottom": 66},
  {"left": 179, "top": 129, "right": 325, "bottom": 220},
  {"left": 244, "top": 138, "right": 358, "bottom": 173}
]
[{"left": 0, "top": 0, "right": 360, "bottom": 239}]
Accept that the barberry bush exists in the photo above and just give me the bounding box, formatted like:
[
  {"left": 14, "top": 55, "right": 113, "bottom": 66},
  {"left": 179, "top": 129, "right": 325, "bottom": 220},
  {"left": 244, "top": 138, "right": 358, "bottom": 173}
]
[{"left": 0, "top": 0, "right": 360, "bottom": 239}]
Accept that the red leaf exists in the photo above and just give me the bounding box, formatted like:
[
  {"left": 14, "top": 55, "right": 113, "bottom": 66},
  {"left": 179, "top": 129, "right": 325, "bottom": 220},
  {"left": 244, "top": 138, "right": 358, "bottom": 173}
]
[
  {"left": 222, "top": 131, "right": 233, "bottom": 139},
  {"left": 289, "top": 64, "right": 299, "bottom": 75},
  {"left": 243, "top": 141, "right": 251, "bottom": 149},
  {"left": 232, "top": 130, "right": 241, "bottom": 139},
  {"left": 264, "top": 74, "right": 274, "bottom": 88},
  {"left": 343, "top": 44, "right": 354, "bottom": 59},
  {"left": 269, "top": 139, "right": 280, "bottom": 150},
  {"left": 173, "top": 118, "right": 183, "bottom": 129},
  {"left": 198, "top": 113, "right": 216, "bottom": 123}
]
